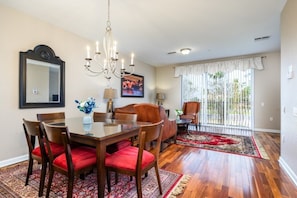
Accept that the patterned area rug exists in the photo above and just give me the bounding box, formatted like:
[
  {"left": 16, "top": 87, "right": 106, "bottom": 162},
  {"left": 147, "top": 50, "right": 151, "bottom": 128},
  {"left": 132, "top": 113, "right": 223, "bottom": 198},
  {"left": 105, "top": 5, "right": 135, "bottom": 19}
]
[
  {"left": 176, "top": 131, "right": 264, "bottom": 159},
  {"left": 0, "top": 161, "right": 190, "bottom": 198}
]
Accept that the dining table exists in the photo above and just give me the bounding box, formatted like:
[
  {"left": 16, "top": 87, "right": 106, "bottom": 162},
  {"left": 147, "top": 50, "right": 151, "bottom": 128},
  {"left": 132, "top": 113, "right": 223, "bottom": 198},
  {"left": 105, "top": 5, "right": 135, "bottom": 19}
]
[{"left": 47, "top": 117, "right": 149, "bottom": 198}]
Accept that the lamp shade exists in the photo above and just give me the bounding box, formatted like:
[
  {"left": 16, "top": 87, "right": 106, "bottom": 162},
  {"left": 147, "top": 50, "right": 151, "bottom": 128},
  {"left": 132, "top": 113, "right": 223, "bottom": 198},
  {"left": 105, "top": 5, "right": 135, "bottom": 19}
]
[
  {"left": 103, "top": 88, "right": 118, "bottom": 99},
  {"left": 156, "top": 93, "right": 165, "bottom": 100}
]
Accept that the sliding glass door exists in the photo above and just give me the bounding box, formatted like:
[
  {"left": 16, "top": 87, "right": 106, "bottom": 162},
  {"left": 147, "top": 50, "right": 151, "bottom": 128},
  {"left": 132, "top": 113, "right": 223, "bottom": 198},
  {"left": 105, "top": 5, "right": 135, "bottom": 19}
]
[{"left": 182, "top": 69, "right": 253, "bottom": 129}]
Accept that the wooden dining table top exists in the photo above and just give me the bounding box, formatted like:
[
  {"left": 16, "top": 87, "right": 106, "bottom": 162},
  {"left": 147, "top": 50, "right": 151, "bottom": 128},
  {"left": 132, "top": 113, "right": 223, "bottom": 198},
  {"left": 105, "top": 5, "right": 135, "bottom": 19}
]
[{"left": 46, "top": 117, "right": 150, "bottom": 139}]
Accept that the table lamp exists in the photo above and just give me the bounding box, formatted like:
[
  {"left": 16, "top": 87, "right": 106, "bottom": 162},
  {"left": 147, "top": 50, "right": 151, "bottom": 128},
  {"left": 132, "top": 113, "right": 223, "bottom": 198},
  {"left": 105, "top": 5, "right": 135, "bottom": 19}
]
[
  {"left": 103, "top": 88, "right": 118, "bottom": 113},
  {"left": 156, "top": 93, "right": 165, "bottom": 106}
]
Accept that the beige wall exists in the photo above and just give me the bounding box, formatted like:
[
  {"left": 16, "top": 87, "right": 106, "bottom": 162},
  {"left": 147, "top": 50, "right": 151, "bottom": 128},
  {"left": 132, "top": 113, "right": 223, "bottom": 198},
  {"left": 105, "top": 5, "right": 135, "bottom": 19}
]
[
  {"left": 280, "top": 0, "right": 297, "bottom": 185},
  {"left": 254, "top": 52, "right": 280, "bottom": 131},
  {"left": 156, "top": 52, "right": 281, "bottom": 131},
  {"left": 155, "top": 66, "right": 181, "bottom": 119},
  {"left": 0, "top": 4, "right": 155, "bottom": 165}
]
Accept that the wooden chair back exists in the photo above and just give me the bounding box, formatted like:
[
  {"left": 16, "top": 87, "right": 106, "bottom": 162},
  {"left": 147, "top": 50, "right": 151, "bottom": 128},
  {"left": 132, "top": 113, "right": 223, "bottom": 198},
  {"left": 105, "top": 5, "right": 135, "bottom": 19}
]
[
  {"left": 23, "top": 119, "right": 44, "bottom": 151},
  {"left": 42, "top": 123, "right": 68, "bottom": 162},
  {"left": 139, "top": 120, "right": 164, "bottom": 159},
  {"left": 93, "top": 112, "right": 112, "bottom": 122},
  {"left": 37, "top": 112, "right": 65, "bottom": 122}
]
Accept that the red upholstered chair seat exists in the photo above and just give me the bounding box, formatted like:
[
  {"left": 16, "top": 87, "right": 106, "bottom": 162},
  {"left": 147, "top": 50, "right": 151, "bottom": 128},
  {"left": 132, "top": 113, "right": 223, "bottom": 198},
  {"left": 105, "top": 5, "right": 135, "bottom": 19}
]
[
  {"left": 53, "top": 146, "right": 97, "bottom": 171},
  {"left": 32, "top": 142, "right": 64, "bottom": 157},
  {"left": 105, "top": 146, "right": 155, "bottom": 171},
  {"left": 31, "top": 147, "right": 43, "bottom": 157}
]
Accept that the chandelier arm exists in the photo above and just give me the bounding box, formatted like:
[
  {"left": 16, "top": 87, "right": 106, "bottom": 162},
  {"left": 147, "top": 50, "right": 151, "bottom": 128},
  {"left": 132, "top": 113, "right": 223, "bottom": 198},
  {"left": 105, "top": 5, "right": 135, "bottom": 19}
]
[{"left": 84, "top": 66, "right": 105, "bottom": 75}]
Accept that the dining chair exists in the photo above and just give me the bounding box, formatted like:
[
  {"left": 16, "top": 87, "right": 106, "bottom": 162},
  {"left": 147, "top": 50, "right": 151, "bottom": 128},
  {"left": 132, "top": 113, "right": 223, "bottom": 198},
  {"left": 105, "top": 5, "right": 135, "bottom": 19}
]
[
  {"left": 42, "top": 122, "right": 97, "bottom": 198},
  {"left": 93, "top": 112, "right": 112, "bottom": 122},
  {"left": 23, "top": 119, "right": 65, "bottom": 197},
  {"left": 22, "top": 119, "right": 47, "bottom": 197},
  {"left": 105, "top": 120, "right": 164, "bottom": 198}
]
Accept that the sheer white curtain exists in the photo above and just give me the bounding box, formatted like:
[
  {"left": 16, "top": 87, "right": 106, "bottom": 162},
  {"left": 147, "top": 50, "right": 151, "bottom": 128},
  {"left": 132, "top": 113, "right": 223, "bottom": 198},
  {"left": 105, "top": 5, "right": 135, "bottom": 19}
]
[{"left": 174, "top": 56, "right": 264, "bottom": 77}]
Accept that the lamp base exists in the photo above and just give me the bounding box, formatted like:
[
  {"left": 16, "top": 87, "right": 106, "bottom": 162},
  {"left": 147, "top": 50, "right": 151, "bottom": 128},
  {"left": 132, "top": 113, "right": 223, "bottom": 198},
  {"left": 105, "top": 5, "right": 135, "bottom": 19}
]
[{"left": 106, "top": 99, "right": 114, "bottom": 113}]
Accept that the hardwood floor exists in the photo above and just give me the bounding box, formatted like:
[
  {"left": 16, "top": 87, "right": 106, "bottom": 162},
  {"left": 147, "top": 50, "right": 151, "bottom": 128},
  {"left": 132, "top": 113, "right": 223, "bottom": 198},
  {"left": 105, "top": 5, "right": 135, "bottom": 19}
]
[{"left": 159, "top": 131, "right": 297, "bottom": 198}]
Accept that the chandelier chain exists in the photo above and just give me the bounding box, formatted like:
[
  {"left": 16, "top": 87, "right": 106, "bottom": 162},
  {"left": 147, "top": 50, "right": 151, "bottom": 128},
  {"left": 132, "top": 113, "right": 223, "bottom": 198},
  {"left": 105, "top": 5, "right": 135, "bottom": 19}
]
[{"left": 106, "top": 0, "right": 111, "bottom": 30}]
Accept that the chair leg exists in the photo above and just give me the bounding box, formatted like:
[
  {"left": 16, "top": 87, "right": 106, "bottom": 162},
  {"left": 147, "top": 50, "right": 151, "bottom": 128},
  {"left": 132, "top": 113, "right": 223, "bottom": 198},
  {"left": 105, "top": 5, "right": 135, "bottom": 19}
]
[
  {"left": 154, "top": 165, "right": 163, "bottom": 195},
  {"left": 25, "top": 158, "right": 33, "bottom": 185},
  {"left": 46, "top": 168, "right": 54, "bottom": 198},
  {"left": 67, "top": 173, "right": 74, "bottom": 198},
  {"left": 115, "top": 172, "right": 118, "bottom": 184},
  {"left": 79, "top": 173, "right": 85, "bottom": 180},
  {"left": 136, "top": 173, "right": 143, "bottom": 198},
  {"left": 38, "top": 160, "right": 47, "bottom": 197}
]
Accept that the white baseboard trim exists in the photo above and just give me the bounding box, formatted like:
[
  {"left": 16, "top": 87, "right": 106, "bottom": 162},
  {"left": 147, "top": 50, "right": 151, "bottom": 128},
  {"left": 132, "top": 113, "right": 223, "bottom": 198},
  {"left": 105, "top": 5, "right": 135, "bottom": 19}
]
[
  {"left": 0, "top": 155, "right": 28, "bottom": 168},
  {"left": 279, "top": 156, "right": 297, "bottom": 187},
  {"left": 253, "top": 128, "right": 280, "bottom": 133}
]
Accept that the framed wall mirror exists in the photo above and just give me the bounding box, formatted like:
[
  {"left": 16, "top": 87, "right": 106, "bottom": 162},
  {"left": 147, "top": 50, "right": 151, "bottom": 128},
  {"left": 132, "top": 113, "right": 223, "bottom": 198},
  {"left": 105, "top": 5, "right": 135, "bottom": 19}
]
[{"left": 19, "top": 45, "right": 65, "bottom": 108}]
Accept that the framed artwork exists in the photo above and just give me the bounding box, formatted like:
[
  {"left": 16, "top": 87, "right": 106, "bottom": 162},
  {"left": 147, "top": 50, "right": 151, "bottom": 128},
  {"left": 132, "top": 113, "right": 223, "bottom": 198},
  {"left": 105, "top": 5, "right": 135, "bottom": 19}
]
[{"left": 121, "top": 73, "right": 144, "bottom": 97}]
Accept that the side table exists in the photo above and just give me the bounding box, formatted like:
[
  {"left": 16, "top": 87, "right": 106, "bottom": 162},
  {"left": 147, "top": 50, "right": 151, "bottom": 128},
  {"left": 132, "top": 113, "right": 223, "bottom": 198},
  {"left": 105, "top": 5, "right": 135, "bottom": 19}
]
[{"left": 176, "top": 119, "right": 192, "bottom": 135}]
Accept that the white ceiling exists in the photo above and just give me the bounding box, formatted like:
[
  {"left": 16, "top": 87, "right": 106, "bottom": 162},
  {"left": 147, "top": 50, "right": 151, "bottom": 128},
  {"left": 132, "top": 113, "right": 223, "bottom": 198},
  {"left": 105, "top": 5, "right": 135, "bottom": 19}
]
[{"left": 0, "top": 0, "right": 287, "bottom": 67}]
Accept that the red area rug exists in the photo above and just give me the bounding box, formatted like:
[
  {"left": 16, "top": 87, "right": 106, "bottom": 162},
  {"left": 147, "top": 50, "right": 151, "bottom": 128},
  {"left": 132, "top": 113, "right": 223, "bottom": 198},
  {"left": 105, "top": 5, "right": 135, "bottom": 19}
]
[
  {"left": 0, "top": 161, "right": 190, "bottom": 198},
  {"left": 176, "top": 131, "right": 263, "bottom": 158}
]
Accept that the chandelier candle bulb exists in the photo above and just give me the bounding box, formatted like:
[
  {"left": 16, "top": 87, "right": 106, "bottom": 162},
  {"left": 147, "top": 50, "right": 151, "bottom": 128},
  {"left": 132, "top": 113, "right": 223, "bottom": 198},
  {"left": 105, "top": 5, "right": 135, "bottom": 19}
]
[
  {"left": 131, "top": 53, "right": 134, "bottom": 65},
  {"left": 121, "top": 59, "right": 124, "bottom": 69},
  {"left": 86, "top": 46, "right": 91, "bottom": 59},
  {"left": 96, "top": 41, "right": 99, "bottom": 53}
]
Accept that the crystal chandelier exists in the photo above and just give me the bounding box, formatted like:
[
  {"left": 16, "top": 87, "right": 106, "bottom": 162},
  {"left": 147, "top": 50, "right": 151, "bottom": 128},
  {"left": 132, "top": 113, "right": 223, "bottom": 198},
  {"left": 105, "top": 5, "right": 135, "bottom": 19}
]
[{"left": 84, "top": 0, "right": 135, "bottom": 80}]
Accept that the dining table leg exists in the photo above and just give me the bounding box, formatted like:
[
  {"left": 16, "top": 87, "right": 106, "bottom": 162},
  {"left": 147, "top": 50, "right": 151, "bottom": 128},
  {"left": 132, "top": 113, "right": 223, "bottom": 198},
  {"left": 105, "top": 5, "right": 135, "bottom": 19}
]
[{"left": 96, "top": 142, "right": 106, "bottom": 198}]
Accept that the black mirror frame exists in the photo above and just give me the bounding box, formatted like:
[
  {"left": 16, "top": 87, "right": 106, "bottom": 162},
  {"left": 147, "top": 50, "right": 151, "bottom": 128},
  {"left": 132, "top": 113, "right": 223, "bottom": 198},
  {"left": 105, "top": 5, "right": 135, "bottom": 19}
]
[{"left": 19, "top": 45, "right": 65, "bottom": 108}]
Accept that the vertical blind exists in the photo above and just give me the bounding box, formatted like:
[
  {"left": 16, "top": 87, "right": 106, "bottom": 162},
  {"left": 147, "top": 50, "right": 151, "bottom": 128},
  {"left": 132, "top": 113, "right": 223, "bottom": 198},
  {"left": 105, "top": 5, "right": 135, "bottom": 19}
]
[
  {"left": 182, "top": 70, "right": 253, "bottom": 128},
  {"left": 177, "top": 56, "right": 263, "bottom": 129}
]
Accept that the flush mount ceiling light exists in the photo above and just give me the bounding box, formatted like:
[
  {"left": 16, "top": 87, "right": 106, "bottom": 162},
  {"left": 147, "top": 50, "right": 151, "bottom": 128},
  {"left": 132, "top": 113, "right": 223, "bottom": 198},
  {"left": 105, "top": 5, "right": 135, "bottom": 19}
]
[{"left": 180, "top": 48, "right": 191, "bottom": 55}]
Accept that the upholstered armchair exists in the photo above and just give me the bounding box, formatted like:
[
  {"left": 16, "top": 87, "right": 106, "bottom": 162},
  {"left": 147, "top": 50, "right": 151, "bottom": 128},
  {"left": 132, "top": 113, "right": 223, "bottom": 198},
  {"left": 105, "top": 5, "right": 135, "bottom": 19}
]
[{"left": 180, "top": 101, "right": 201, "bottom": 130}]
